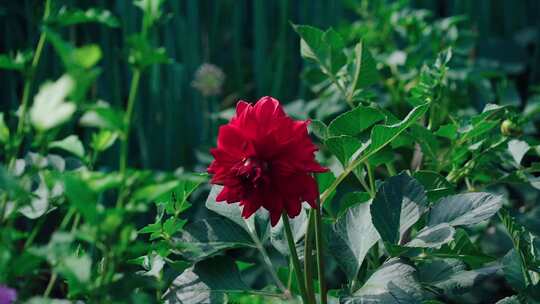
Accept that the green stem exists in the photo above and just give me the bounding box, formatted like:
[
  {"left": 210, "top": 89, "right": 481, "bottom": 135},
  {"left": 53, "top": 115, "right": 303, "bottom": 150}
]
[
  {"left": 303, "top": 211, "right": 316, "bottom": 303},
  {"left": 8, "top": 0, "right": 51, "bottom": 169},
  {"left": 59, "top": 208, "right": 76, "bottom": 230},
  {"left": 386, "top": 162, "right": 397, "bottom": 176},
  {"left": 119, "top": 69, "right": 142, "bottom": 176},
  {"left": 23, "top": 216, "right": 46, "bottom": 248},
  {"left": 282, "top": 212, "right": 309, "bottom": 304},
  {"left": 366, "top": 163, "right": 376, "bottom": 197},
  {"left": 245, "top": 220, "right": 287, "bottom": 294},
  {"left": 314, "top": 202, "right": 327, "bottom": 304},
  {"left": 117, "top": 69, "right": 142, "bottom": 207},
  {"left": 320, "top": 107, "right": 427, "bottom": 205},
  {"left": 43, "top": 272, "right": 57, "bottom": 297}
]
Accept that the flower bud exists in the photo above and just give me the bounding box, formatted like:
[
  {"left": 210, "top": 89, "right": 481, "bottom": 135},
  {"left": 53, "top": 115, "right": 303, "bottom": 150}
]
[{"left": 191, "top": 63, "right": 225, "bottom": 97}]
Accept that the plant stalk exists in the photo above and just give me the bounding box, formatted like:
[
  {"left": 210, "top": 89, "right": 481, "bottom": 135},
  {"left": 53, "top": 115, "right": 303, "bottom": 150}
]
[
  {"left": 314, "top": 201, "right": 327, "bottom": 304},
  {"left": 282, "top": 212, "right": 309, "bottom": 304},
  {"left": 303, "top": 211, "right": 316, "bottom": 303},
  {"left": 117, "top": 69, "right": 142, "bottom": 207},
  {"left": 8, "top": 0, "right": 51, "bottom": 169},
  {"left": 245, "top": 220, "right": 288, "bottom": 294}
]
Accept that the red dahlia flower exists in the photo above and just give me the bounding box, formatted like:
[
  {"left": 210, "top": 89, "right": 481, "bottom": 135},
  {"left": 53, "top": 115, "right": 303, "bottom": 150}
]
[{"left": 208, "top": 96, "right": 327, "bottom": 226}]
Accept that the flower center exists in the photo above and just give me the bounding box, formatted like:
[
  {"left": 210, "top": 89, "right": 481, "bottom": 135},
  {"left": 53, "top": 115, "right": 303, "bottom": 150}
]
[{"left": 234, "top": 157, "right": 270, "bottom": 188}]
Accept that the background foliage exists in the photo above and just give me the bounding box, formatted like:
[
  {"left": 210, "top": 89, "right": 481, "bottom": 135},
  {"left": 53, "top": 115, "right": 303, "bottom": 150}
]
[
  {"left": 1, "top": 0, "right": 540, "bottom": 303},
  {"left": 2, "top": 0, "right": 539, "bottom": 170}
]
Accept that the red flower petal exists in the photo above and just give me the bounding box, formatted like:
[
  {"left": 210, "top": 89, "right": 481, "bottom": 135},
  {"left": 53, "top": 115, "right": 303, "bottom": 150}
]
[{"left": 207, "top": 96, "right": 327, "bottom": 226}]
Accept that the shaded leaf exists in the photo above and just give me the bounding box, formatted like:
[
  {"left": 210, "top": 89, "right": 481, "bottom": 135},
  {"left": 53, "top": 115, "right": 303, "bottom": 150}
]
[
  {"left": 502, "top": 249, "right": 528, "bottom": 291},
  {"left": 507, "top": 139, "right": 530, "bottom": 166},
  {"left": 341, "top": 259, "right": 424, "bottom": 304},
  {"left": 371, "top": 173, "right": 427, "bottom": 245},
  {"left": 349, "top": 41, "right": 379, "bottom": 92},
  {"left": 47, "top": 7, "right": 119, "bottom": 27},
  {"left": 164, "top": 256, "right": 248, "bottom": 304},
  {"left": 406, "top": 223, "right": 455, "bottom": 248},
  {"left": 428, "top": 193, "right": 502, "bottom": 227},
  {"left": 328, "top": 201, "right": 379, "bottom": 280}
]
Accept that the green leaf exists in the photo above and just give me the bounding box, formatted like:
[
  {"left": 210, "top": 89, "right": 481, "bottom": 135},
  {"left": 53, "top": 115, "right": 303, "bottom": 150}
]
[
  {"left": 49, "top": 135, "right": 85, "bottom": 159},
  {"left": 0, "top": 113, "right": 9, "bottom": 144},
  {"left": 328, "top": 201, "right": 380, "bottom": 280},
  {"left": 435, "top": 123, "right": 458, "bottom": 140},
  {"left": 341, "top": 259, "right": 425, "bottom": 303},
  {"left": 418, "top": 257, "right": 499, "bottom": 296},
  {"left": 435, "top": 229, "right": 495, "bottom": 268},
  {"left": 30, "top": 75, "right": 76, "bottom": 131},
  {"left": 406, "top": 223, "right": 455, "bottom": 248},
  {"left": 413, "top": 170, "right": 456, "bottom": 201},
  {"left": 367, "top": 103, "right": 430, "bottom": 156},
  {"left": 337, "top": 191, "right": 371, "bottom": 218},
  {"left": 293, "top": 24, "right": 346, "bottom": 76},
  {"left": 56, "top": 254, "right": 92, "bottom": 296},
  {"left": 0, "top": 51, "right": 32, "bottom": 71},
  {"left": 428, "top": 193, "right": 502, "bottom": 227},
  {"left": 164, "top": 256, "right": 248, "bottom": 304},
  {"left": 201, "top": 186, "right": 270, "bottom": 256},
  {"left": 507, "top": 139, "right": 530, "bottom": 166},
  {"left": 417, "top": 258, "right": 466, "bottom": 285},
  {"left": 47, "top": 7, "right": 120, "bottom": 27},
  {"left": 348, "top": 41, "right": 379, "bottom": 92},
  {"left": 163, "top": 217, "right": 187, "bottom": 237},
  {"left": 80, "top": 104, "right": 125, "bottom": 132},
  {"left": 430, "top": 266, "right": 499, "bottom": 296},
  {"left": 502, "top": 249, "right": 528, "bottom": 291},
  {"left": 71, "top": 45, "right": 102, "bottom": 69},
  {"left": 495, "top": 296, "right": 521, "bottom": 304},
  {"left": 205, "top": 185, "right": 250, "bottom": 232},
  {"left": 133, "top": 180, "right": 179, "bottom": 203},
  {"left": 411, "top": 125, "right": 439, "bottom": 160},
  {"left": 328, "top": 106, "right": 385, "bottom": 136},
  {"left": 174, "top": 217, "right": 254, "bottom": 262},
  {"left": 325, "top": 135, "right": 363, "bottom": 166},
  {"left": 271, "top": 209, "right": 309, "bottom": 256},
  {"left": 90, "top": 130, "right": 118, "bottom": 152},
  {"left": 18, "top": 174, "right": 50, "bottom": 219},
  {"left": 309, "top": 119, "right": 328, "bottom": 140},
  {"left": 127, "top": 34, "right": 171, "bottom": 69},
  {"left": 64, "top": 174, "right": 99, "bottom": 223},
  {"left": 371, "top": 173, "right": 427, "bottom": 245},
  {"left": 45, "top": 29, "right": 102, "bottom": 70},
  {"left": 134, "top": 0, "right": 166, "bottom": 29}
]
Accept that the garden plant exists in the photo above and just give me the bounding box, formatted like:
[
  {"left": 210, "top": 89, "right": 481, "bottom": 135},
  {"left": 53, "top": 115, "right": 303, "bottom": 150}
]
[{"left": 1, "top": 0, "right": 540, "bottom": 303}]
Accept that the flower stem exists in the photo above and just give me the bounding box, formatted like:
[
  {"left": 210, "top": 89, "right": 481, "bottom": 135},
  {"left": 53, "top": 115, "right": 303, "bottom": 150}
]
[
  {"left": 366, "top": 163, "right": 376, "bottom": 197},
  {"left": 43, "top": 272, "right": 57, "bottom": 297},
  {"left": 281, "top": 212, "right": 309, "bottom": 304},
  {"left": 314, "top": 203, "right": 327, "bottom": 304},
  {"left": 245, "top": 220, "right": 287, "bottom": 294},
  {"left": 303, "top": 211, "right": 316, "bottom": 303},
  {"left": 117, "top": 68, "right": 142, "bottom": 207}
]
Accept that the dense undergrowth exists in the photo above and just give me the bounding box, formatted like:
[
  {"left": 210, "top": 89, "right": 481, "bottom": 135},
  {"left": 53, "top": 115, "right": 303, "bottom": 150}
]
[{"left": 1, "top": 1, "right": 540, "bottom": 303}]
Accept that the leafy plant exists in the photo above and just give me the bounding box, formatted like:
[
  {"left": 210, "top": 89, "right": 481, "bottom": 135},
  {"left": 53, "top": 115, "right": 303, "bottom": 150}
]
[{"left": 0, "top": 0, "right": 539, "bottom": 304}]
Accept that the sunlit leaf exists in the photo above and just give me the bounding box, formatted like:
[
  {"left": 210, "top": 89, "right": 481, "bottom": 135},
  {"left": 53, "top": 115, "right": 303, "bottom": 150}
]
[
  {"left": 30, "top": 75, "right": 75, "bottom": 131},
  {"left": 49, "top": 135, "right": 85, "bottom": 159}
]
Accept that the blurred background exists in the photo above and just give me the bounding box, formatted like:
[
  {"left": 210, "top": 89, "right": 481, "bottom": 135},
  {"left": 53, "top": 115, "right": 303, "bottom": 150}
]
[{"left": 1, "top": 0, "right": 539, "bottom": 171}]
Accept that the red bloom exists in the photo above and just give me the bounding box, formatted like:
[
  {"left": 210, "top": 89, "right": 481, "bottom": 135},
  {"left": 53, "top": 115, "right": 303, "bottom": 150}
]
[{"left": 208, "top": 96, "right": 327, "bottom": 226}]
